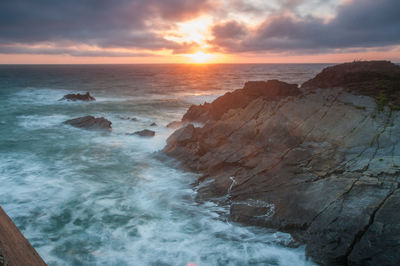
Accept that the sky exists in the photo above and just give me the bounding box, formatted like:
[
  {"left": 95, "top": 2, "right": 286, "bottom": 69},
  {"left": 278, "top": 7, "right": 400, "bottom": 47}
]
[{"left": 0, "top": 0, "right": 399, "bottom": 64}]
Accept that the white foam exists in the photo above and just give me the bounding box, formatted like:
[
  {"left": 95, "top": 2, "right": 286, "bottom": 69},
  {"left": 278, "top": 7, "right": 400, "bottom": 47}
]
[
  {"left": 11, "top": 87, "right": 70, "bottom": 105},
  {"left": 177, "top": 91, "right": 226, "bottom": 105},
  {"left": 0, "top": 85, "right": 315, "bottom": 266},
  {"left": 232, "top": 199, "right": 276, "bottom": 218},
  {"left": 17, "top": 114, "right": 70, "bottom": 130}
]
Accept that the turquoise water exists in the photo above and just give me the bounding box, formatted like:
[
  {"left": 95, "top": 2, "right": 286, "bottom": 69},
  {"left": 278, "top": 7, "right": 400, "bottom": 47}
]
[{"left": 0, "top": 64, "right": 326, "bottom": 265}]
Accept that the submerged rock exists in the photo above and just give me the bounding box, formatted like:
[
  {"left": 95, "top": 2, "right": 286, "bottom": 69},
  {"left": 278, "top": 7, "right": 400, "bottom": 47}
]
[
  {"left": 131, "top": 129, "right": 155, "bottom": 137},
  {"left": 164, "top": 61, "right": 400, "bottom": 265},
  {"left": 119, "top": 116, "right": 138, "bottom": 121},
  {"left": 60, "top": 92, "right": 96, "bottom": 101},
  {"left": 64, "top": 116, "right": 111, "bottom": 131}
]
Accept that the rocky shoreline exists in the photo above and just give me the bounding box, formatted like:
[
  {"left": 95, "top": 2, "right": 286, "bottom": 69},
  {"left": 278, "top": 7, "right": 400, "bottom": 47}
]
[{"left": 163, "top": 61, "right": 400, "bottom": 265}]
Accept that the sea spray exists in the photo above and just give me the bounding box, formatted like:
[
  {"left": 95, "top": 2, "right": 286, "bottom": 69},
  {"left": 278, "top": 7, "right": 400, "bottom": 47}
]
[{"left": 0, "top": 64, "right": 323, "bottom": 265}]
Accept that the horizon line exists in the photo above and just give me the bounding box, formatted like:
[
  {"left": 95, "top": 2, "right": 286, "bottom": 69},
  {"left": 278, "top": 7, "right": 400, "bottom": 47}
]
[{"left": 1, "top": 61, "right": 398, "bottom": 66}]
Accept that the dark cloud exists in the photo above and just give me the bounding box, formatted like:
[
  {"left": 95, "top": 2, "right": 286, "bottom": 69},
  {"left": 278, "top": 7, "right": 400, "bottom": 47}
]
[
  {"left": 2, "top": 0, "right": 399, "bottom": 57},
  {"left": 210, "top": 21, "right": 248, "bottom": 52},
  {"left": 210, "top": 0, "right": 400, "bottom": 53},
  {"left": 212, "top": 21, "right": 247, "bottom": 39},
  {"left": 0, "top": 0, "right": 210, "bottom": 52}
]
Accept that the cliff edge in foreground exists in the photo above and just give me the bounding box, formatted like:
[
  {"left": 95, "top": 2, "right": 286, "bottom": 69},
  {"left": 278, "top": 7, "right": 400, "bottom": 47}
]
[
  {"left": 0, "top": 207, "right": 46, "bottom": 266},
  {"left": 163, "top": 61, "right": 400, "bottom": 265}
]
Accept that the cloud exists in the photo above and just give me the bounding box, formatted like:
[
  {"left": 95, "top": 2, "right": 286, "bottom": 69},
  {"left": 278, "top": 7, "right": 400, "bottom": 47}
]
[
  {"left": 210, "top": 0, "right": 400, "bottom": 53},
  {"left": 0, "top": 45, "right": 157, "bottom": 57},
  {"left": 212, "top": 21, "right": 247, "bottom": 39},
  {"left": 1, "top": 0, "right": 399, "bottom": 57},
  {"left": 210, "top": 21, "right": 248, "bottom": 52},
  {"left": 0, "top": 0, "right": 211, "bottom": 53}
]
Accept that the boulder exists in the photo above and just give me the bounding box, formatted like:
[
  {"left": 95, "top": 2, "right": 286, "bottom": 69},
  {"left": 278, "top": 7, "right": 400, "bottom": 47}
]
[
  {"left": 150, "top": 122, "right": 157, "bottom": 127},
  {"left": 64, "top": 116, "right": 111, "bottom": 131},
  {"left": 60, "top": 92, "right": 96, "bottom": 101},
  {"left": 131, "top": 129, "right": 155, "bottom": 137}
]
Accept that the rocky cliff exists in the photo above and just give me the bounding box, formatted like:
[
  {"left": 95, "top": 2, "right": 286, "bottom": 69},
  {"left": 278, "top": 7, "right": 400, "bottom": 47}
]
[{"left": 163, "top": 61, "right": 400, "bottom": 265}]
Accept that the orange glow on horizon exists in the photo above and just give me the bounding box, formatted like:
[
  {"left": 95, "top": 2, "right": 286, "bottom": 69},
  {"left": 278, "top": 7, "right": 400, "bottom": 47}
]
[
  {"left": 185, "top": 51, "right": 214, "bottom": 63},
  {"left": 0, "top": 46, "right": 399, "bottom": 64}
]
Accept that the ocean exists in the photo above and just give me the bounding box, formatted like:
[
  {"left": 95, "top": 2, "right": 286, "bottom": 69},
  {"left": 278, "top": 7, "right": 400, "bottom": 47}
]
[{"left": 0, "top": 64, "right": 328, "bottom": 266}]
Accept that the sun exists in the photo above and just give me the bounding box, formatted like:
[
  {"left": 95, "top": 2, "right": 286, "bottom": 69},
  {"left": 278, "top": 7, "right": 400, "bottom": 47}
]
[{"left": 186, "top": 51, "right": 214, "bottom": 63}]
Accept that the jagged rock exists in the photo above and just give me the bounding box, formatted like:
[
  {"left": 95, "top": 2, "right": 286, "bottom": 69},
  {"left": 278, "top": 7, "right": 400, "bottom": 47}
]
[
  {"left": 60, "top": 92, "right": 96, "bottom": 101},
  {"left": 131, "top": 129, "right": 155, "bottom": 137},
  {"left": 182, "top": 80, "right": 300, "bottom": 123},
  {"left": 164, "top": 124, "right": 196, "bottom": 154},
  {"left": 166, "top": 121, "right": 184, "bottom": 129},
  {"left": 164, "top": 61, "right": 400, "bottom": 265},
  {"left": 64, "top": 116, "right": 111, "bottom": 131}
]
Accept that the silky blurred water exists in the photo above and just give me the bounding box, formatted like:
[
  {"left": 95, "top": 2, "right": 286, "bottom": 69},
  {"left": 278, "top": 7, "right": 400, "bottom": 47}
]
[{"left": 0, "top": 64, "right": 328, "bottom": 265}]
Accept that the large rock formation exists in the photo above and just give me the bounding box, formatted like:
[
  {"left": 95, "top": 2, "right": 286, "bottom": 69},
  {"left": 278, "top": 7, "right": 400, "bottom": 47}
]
[
  {"left": 60, "top": 92, "right": 96, "bottom": 101},
  {"left": 63, "top": 116, "right": 111, "bottom": 131},
  {"left": 163, "top": 61, "right": 400, "bottom": 265},
  {"left": 303, "top": 60, "right": 400, "bottom": 108}
]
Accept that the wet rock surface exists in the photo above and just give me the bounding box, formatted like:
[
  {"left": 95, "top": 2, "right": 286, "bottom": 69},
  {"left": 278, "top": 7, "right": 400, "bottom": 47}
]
[
  {"left": 64, "top": 116, "right": 112, "bottom": 131},
  {"left": 164, "top": 61, "right": 400, "bottom": 265},
  {"left": 60, "top": 92, "right": 96, "bottom": 101},
  {"left": 131, "top": 129, "right": 155, "bottom": 137}
]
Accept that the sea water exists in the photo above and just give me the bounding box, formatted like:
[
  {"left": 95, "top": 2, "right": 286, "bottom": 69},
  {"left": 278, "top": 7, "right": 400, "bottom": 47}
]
[{"left": 0, "top": 64, "right": 327, "bottom": 265}]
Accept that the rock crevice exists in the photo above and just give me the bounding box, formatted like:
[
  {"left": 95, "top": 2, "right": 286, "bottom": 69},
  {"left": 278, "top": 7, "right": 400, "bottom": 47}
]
[{"left": 163, "top": 61, "right": 400, "bottom": 265}]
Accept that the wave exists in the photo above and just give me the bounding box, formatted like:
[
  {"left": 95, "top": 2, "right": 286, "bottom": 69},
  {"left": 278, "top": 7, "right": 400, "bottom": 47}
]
[{"left": 0, "top": 64, "right": 324, "bottom": 265}]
